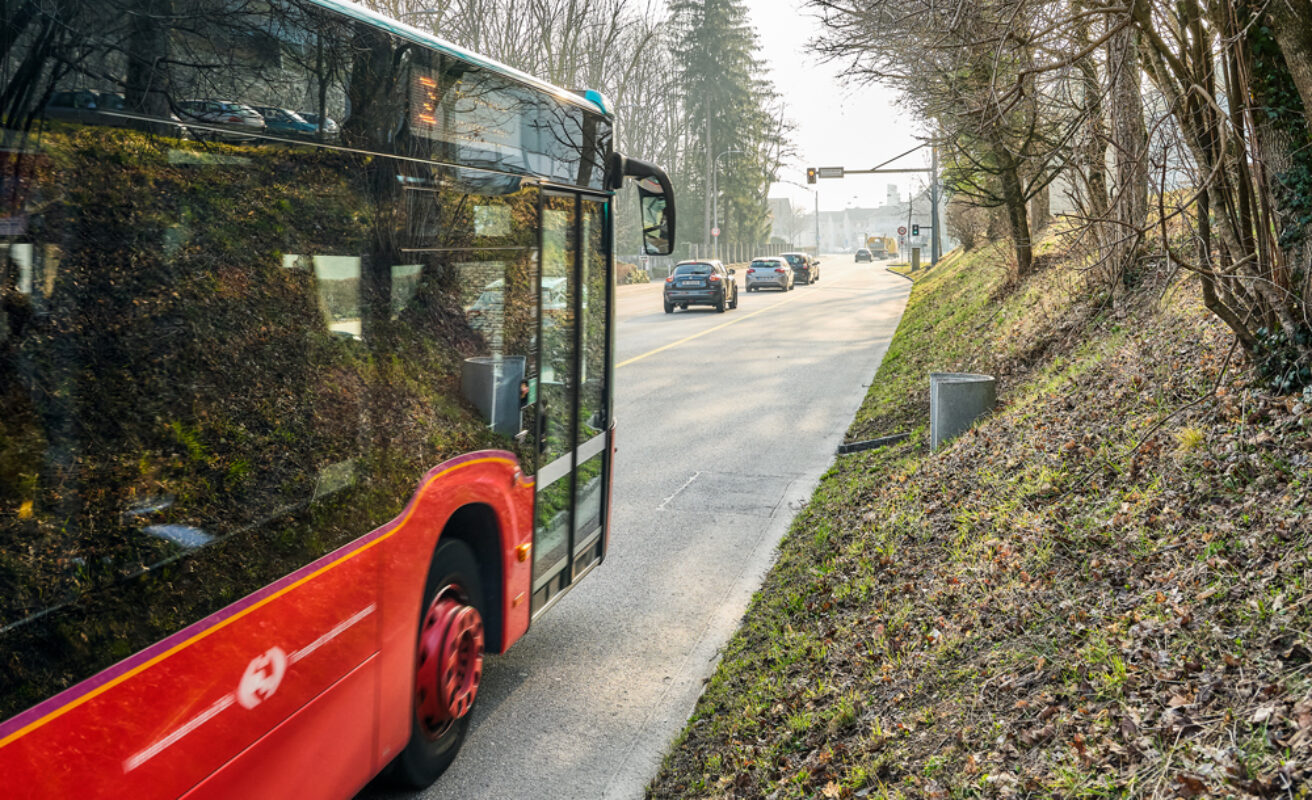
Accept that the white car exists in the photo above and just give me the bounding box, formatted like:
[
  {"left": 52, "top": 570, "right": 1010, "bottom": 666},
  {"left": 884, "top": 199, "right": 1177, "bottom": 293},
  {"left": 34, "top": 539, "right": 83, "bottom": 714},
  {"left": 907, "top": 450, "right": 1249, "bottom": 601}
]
[
  {"left": 177, "top": 99, "right": 266, "bottom": 139},
  {"left": 744, "top": 257, "right": 794, "bottom": 292}
]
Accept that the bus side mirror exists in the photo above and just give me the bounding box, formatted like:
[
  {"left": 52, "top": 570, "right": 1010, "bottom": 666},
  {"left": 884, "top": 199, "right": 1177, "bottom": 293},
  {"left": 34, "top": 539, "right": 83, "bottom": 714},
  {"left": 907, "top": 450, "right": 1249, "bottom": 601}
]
[
  {"left": 637, "top": 176, "right": 673, "bottom": 255},
  {"left": 609, "top": 153, "right": 676, "bottom": 256}
]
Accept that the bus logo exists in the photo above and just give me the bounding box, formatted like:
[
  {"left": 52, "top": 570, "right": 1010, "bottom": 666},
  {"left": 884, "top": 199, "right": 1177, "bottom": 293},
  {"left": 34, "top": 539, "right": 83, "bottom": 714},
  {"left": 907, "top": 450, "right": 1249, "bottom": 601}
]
[{"left": 237, "top": 647, "right": 287, "bottom": 709}]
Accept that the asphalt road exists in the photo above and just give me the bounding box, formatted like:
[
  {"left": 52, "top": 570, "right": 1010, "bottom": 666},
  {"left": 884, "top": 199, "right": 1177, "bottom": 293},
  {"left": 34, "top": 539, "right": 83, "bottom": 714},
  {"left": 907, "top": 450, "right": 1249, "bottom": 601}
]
[{"left": 359, "top": 256, "right": 909, "bottom": 800}]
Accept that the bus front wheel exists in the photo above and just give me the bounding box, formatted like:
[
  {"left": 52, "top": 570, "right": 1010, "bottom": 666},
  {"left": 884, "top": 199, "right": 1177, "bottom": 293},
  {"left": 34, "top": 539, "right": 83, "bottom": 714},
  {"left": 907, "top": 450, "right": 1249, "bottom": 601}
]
[{"left": 393, "top": 539, "right": 485, "bottom": 788}]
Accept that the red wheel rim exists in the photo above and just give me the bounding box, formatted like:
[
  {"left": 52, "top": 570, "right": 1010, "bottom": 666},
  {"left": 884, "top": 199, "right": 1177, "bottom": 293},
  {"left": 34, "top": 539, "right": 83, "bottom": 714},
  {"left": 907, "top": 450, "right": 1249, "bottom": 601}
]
[{"left": 415, "top": 588, "right": 484, "bottom": 738}]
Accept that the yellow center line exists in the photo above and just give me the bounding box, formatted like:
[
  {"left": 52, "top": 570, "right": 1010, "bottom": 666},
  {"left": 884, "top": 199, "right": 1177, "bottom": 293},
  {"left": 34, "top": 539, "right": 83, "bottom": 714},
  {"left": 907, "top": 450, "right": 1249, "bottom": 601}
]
[{"left": 616, "top": 290, "right": 804, "bottom": 369}]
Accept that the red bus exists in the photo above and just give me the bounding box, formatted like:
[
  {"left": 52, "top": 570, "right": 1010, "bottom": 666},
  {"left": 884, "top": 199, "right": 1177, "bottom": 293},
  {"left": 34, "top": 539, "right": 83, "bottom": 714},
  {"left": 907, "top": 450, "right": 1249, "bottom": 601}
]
[{"left": 0, "top": 2, "right": 674, "bottom": 796}]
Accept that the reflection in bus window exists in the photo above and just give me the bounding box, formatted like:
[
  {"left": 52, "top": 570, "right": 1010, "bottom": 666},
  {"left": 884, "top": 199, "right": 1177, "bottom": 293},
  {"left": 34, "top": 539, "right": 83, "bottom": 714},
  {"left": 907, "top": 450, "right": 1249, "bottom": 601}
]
[
  {"left": 575, "top": 198, "right": 609, "bottom": 544},
  {"left": 0, "top": 3, "right": 626, "bottom": 789},
  {"left": 314, "top": 256, "right": 364, "bottom": 340},
  {"left": 391, "top": 264, "right": 424, "bottom": 318},
  {"left": 0, "top": 133, "right": 550, "bottom": 721},
  {"left": 534, "top": 195, "right": 578, "bottom": 594}
]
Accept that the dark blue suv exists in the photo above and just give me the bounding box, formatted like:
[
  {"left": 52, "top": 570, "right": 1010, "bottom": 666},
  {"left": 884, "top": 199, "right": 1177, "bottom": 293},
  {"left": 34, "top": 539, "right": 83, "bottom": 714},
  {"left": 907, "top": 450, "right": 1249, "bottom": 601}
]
[{"left": 664, "top": 260, "right": 739, "bottom": 313}]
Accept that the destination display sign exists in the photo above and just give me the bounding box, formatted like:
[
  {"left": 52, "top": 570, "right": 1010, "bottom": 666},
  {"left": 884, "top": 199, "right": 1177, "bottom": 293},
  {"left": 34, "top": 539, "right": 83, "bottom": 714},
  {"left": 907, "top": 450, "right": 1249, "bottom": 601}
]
[{"left": 410, "top": 69, "right": 525, "bottom": 156}]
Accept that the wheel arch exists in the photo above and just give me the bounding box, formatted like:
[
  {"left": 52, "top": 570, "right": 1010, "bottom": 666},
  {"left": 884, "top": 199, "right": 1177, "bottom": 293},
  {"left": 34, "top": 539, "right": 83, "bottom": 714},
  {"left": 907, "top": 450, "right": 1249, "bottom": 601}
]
[{"left": 440, "top": 503, "right": 508, "bottom": 653}]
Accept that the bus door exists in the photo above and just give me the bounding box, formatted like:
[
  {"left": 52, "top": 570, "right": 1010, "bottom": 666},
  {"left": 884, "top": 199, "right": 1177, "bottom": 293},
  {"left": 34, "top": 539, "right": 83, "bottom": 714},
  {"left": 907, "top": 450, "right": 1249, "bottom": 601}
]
[{"left": 531, "top": 191, "right": 611, "bottom": 615}]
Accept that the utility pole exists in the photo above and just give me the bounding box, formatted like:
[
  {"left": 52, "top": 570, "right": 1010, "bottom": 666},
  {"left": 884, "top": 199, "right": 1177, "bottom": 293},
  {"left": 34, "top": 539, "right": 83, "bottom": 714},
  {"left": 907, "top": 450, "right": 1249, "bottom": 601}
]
[
  {"left": 814, "top": 190, "right": 820, "bottom": 255},
  {"left": 704, "top": 121, "right": 712, "bottom": 257},
  {"left": 712, "top": 148, "right": 742, "bottom": 261},
  {"left": 930, "top": 145, "right": 941, "bottom": 266}
]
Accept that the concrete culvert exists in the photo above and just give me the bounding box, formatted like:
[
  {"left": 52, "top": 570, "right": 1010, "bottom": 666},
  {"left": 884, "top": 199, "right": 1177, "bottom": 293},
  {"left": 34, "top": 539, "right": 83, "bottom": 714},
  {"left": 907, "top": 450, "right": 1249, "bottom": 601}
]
[{"left": 930, "top": 372, "right": 996, "bottom": 450}]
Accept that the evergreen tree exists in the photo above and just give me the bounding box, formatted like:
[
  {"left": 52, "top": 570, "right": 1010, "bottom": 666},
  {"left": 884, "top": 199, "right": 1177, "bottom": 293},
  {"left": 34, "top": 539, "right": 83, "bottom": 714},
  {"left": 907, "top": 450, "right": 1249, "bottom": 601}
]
[{"left": 671, "top": 0, "right": 790, "bottom": 256}]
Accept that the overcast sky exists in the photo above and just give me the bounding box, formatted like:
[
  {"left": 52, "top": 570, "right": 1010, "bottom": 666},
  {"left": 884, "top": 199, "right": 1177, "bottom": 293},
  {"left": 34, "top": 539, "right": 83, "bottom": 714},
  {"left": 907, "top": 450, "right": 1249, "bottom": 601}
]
[{"left": 747, "top": 0, "right": 929, "bottom": 213}]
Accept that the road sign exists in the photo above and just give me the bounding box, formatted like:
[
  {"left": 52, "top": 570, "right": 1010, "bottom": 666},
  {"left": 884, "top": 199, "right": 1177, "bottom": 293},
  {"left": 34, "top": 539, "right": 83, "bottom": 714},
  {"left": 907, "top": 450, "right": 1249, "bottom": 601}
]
[
  {"left": 711, "top": 227, "right": 720, "bottom": 237},
  {"left": 897, "top": 226, "right": 907, "bottom": 236},
  {"left": 817, "top": 167, "right": 845, "bottom": 179}
]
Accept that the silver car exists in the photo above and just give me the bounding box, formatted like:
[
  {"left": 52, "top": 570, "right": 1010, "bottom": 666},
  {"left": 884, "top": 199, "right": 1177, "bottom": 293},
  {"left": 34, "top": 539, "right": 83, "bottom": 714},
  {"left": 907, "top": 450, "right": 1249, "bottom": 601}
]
[
  {"left": 744, "top": 257, "right": 794, "bottom": 292},
  {"left": 177, "top": 99, "right": 266, "bottom": 140}
]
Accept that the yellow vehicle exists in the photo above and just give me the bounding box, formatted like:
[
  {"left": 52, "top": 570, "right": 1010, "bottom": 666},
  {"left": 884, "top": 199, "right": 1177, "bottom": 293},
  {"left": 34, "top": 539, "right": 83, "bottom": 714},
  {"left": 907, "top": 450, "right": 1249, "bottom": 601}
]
[{"left": 865, "top": 236, "right": 898, "bottom": 260}]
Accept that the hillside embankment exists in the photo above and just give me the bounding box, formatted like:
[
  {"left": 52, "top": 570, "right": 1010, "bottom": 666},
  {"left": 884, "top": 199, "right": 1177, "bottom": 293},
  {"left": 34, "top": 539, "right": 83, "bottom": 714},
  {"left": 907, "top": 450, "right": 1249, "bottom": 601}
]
[{"left": 647, "top": 238, "right": 1312, "bottom": 798}]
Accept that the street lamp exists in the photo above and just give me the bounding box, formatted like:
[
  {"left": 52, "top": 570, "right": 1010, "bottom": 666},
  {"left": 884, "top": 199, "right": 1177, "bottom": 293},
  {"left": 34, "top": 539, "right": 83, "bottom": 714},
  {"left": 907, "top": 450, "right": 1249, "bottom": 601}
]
[
  {"left": 712, "top": 148, "right": 742, "bottom": 260},
  {"left": 781, "top": 179, "right": 821, "bottom": 256}
]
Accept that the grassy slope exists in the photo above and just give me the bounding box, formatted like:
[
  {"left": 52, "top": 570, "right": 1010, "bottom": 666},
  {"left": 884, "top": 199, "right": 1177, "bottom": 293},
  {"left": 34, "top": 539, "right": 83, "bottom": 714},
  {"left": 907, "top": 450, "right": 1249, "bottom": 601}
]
[{"left": 648, "top": 239, "right": 1312, "bottom": 799}]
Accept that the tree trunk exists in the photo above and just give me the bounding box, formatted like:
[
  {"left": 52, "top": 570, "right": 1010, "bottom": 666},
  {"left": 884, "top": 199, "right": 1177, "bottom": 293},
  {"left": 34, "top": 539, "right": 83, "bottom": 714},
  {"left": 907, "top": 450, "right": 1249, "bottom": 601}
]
[
  {"left": 1266, "top": 0, "right": 1312, "bottom": 117},
  {"left": 125, "top": 0, "right": 173, "bottom": 121},
  {"left": 1029, "top": 183, "right": 1050, "bottom": 233},
  {"left": 1248, "top": 18, "right": 1312, "bottom": 369},
  {"left": 1109, "top": 23, "right": 1148, "bottom": 288},
  {"left": 995, "top": 143, "right": 1033, "bottom": 278},
  {"left": 1068, "top": 4, "right": 1113, "bottom": 284}
]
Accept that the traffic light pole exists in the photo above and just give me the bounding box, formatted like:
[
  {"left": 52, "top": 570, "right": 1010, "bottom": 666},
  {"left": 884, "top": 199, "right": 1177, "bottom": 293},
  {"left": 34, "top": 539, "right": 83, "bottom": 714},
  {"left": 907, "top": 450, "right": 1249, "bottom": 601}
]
[{"left": 807, "top": 142, "right": 943, "bottom": 266}]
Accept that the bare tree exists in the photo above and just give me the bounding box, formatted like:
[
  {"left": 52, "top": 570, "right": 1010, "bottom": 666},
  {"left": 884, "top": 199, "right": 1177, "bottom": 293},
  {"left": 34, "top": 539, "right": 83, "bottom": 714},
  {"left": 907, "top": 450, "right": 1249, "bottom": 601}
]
[{"left": 811, "top": 0, "right": 1073, "bottom": 279}]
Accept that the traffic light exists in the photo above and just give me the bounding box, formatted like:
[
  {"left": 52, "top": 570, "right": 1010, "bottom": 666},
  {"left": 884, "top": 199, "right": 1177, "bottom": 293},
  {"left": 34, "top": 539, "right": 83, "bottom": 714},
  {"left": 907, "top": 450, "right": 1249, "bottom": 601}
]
[
  {"left": 806, "top": 167, "right": 817, "bottom": 185},
  {"left": 911, "top": 223, "right": 920, "bottom": 236}
]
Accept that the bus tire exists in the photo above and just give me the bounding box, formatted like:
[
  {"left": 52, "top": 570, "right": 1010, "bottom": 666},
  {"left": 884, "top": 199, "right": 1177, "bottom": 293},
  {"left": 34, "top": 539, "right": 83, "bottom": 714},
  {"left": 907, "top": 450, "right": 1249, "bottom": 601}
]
[{"left": 391, "top": 539, "right": 485, "bottom": 788}]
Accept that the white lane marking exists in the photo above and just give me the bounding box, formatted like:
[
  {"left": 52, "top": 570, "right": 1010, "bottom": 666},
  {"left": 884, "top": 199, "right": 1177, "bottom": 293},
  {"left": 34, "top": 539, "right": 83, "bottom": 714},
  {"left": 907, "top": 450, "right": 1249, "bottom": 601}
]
[{"left": 657, "top": 472, "right": 701, "bottom": 511}]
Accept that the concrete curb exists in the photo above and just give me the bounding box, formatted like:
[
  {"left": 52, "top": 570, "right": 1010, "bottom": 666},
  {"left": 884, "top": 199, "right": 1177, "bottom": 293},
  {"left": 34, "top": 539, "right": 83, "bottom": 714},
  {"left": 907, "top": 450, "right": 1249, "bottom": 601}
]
[{"left": 885, "top": 266, "right": 915, "bottom": 282}]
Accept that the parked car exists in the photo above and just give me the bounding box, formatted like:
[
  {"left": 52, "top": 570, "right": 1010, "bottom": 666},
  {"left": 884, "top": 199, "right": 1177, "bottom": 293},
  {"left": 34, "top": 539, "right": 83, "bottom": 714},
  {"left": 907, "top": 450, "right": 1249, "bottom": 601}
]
[
  {"left": 855, "top": 248, "right": 873, "bottom": 263},
  {"left": 177, "top": 99, "right": 266, "bottom": 139},
  {"left": 44, "top": 90, "right": 189, "bottom": 135},
  {"left": 252, "top": 106, "right": 317, "bottom": 136},
  {"left": 744, "top": 257, "right": 794, "bottom": 292},
  {"left": 43, "top": 89, "right": 102, "bottom": 123},
  {"left": 299, "top": 111, "right": 341, "bottom": 139},
  {"left": 664, "top": 260, "right": 738, "bottom": 313},
  {"left": 781, "top": 252, "right": 820, "bottom": 284}
]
